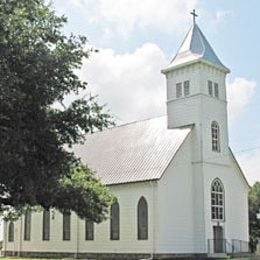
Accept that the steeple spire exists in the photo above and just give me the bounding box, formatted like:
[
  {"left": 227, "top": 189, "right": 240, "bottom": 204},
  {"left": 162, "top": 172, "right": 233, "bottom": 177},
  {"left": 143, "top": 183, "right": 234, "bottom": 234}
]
[
  {"left": 162, "top": 21, "right": 230, "bottom": 73},
  {"left": 190, "top": 9, "right": 198, "bottom": 24}
]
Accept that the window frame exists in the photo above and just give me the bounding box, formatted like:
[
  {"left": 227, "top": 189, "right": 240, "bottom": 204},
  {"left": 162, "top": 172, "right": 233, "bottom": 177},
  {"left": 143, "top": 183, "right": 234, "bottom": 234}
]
[
  {"left": 137, "top": 196, "right": 148, "bottom": 240},
  {"left": 176, "top": 82, "right": 182, "bottom": 98},
  {"left": 184, "top": 80, "right": 190, "bottom": 96},
  {"left": 8, "top": 222, "right": 14, "bottom": 242},
  {"left": 24, "top": 209, "right": 31, "bottom": 241},
  {"left": 42, "top": 209, "right": 50, "bottom": 241},
  {"left": 63, "top": 211, "right": 71, "bottom": 241},
  {"left": 85, "top": 219, "right": 94, "bottom": 241},
  {"left": 208, "top": 80, "right": 213, "bottom": 96},
  {"left": 214, "top": 83, "right": 219, "bottom": 98},
  {"left": 110, "top": 202, "right": 120, "bottom": 240},
  {"left": 211, "top": 121, "right": 220, "bottom": 152},
  {"left": 211, "top": 178, "right": 225, "bottom": 221}
]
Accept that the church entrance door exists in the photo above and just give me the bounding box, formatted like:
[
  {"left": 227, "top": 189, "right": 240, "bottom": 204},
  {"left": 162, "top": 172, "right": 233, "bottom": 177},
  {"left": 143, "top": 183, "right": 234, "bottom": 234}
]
[{"left": 213, "top": 226, "right": 224, "bottom": 253}]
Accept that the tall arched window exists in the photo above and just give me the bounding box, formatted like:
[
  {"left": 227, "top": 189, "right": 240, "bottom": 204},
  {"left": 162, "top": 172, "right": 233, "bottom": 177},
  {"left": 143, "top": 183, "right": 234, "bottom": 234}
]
[
  {"left": 211, "top": 179, "right": 225, "bottom": 221},
  {"left": 110, "top": 202, "right": 120, "bottom": 240},
  {"left": 24, "top": 209, "right": 31, "bottom": 241},
  {"left": 211, "top": 121, "right": 220, "bottom": 152},
  {"left": 63, "top": 211, "right": 71, "bottom": 240},
  {"left": 8, "top": 222, "right": 14, "bottom": 242},
  {"left": 42, "top": 209, "right": 50, "bottom": 241},
  {"left": 85, "top": 219, "right": 94, "bottom": 240},
  {"left": 137, "top": 197, "right": 148, "bottom": 240}
]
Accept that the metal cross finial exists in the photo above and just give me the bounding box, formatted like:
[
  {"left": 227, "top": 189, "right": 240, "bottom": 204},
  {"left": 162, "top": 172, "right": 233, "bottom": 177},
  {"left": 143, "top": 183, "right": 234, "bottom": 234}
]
[{"left": 190, "top": 9, "right": 198, "bottom": 24}]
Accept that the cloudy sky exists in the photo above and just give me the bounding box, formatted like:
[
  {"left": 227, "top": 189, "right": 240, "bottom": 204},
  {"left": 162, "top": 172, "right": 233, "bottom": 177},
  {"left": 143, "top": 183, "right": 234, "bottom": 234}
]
[{"left": 52, "top": 0, "right": 260, "bottom": 185}]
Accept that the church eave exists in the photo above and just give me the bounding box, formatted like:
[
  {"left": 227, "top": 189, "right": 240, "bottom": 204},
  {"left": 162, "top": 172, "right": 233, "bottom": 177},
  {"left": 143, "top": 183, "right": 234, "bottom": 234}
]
[
  {"left": 161, "top": 58, "right": 230, "bottom": 74},
  {"left": 105, "top": 178, "right": 160, "bottom": 187}
]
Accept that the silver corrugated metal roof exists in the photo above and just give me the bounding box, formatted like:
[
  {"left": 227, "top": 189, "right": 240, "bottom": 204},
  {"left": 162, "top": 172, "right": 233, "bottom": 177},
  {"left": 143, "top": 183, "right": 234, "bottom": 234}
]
[
  {"left": 73, "top": 117, "right": 192, "bottom": 185},
  {"left": 163, "top": 23, "right": 229, "bottom": 73}
]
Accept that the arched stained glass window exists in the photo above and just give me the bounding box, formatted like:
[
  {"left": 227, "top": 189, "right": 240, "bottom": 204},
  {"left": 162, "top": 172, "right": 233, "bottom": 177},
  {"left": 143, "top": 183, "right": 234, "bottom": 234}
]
[
  {"left": 211, "top": 179, "right": 225, "bottom": 221},
  {"left": 138, "top": 197, "right": 148, "bottom": 240},
  {"left": 42, "top": 209, "right": 50, "bottom": 241},
  {"left": 211, "top": 121, "right": 220, "bottom": 152},
  {"left": 8, "top": 222, "right": 14, "bottom": 242},
  {"left": 110, "top": 202, "right": 120, "bottom": 240},
  {"left": 85, "top": 219, "right": 94, "bottom": 240},
  {"left": 24, "top": 209, "right": 31, "bottom": 241},
  {"left": 63, "top": 211, "right": 71, "bottom": 240}
]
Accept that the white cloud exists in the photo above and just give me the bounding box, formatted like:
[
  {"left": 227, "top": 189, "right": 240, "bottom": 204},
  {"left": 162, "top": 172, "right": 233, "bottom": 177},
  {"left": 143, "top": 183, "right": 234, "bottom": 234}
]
[
  {"left": 74, "top": 43, "right": 167, "bottom": 123},
  {"left": 214, "top": 10, "right": 233, "bottom": 25},
  {"left": 68, "top": 47, "right": 257, "bottom": 125},
  {"left": 195, "top": 9, "right": 233, "bottom": 32},
  {"left": 68, "top": 0, "right": 84, "bottom": 8},
  {"left": 68, "top": 0, "right": 199, "bottom": 35},
  {"left": 227, "top": 77, "right": 256, "bottom": 122},
  {"left": 216, "top": 10, "right": 233, "bottom": 21},
  {"left": 237, "top": 151, "right": 260, "bottom": 186}
]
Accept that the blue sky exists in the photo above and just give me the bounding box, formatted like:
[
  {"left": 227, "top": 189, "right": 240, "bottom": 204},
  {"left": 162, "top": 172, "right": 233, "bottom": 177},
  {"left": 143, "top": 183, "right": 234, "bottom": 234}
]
[{"left": 52, "top": 0, "right": 260, "bottom": 185}]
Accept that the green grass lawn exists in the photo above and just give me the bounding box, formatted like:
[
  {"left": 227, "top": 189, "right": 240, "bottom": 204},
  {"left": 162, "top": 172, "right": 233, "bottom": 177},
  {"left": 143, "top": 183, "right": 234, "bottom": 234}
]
[
  {"left": 3, "top": 256, "right": 257, "bottom": 259},
  {"left": 3, "top": 255, "right": 258, "bottom": 260},
  {"left": 212, "top": 256, "right": 260, "bottom": 260},
  {"left": 0, "top": 258, "right": 94, "bottom": 260},
  {"left": 233, "top": 258, "right": 260, "bottom": 260},
  {"left": 0, "top": 257, "right": 67, "bottom": 260},
  {"left": 0, "top": 258, "right": 80, "bottom": 260}
]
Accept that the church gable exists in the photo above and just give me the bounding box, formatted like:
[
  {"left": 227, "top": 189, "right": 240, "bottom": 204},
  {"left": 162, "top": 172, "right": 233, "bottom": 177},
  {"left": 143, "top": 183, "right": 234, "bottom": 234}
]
[
  {"left": 73, "top": 116, "right": 192, "bottom": 185},
  {"left": 156, "top": 130, "right": 195, "bottom": 253}
]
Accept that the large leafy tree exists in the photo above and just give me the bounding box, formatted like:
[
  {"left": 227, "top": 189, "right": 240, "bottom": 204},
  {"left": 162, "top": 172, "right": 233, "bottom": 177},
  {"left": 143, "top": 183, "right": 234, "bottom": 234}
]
[
  {"left": 249, "top": 182, "right": 260, "bottom": 252},
  {"left": 0, "top": 0, "right": 114, "bottom": 222}
]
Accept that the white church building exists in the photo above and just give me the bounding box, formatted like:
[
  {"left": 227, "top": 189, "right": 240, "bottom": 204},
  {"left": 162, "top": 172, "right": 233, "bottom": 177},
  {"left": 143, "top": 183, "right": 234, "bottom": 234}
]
[{"left": 3, "top": 14, "right": 250, "bottom": 259}]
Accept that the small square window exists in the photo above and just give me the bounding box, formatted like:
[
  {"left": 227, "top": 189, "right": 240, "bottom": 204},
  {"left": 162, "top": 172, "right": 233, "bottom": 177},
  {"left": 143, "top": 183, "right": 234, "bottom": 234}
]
[
  {"left": 214, "top": 83, "right": 219, "bottom": 98},
  {"left": 208, "top": 81, "right": 213, "bottom": 96},
  {"left": 176, "top": 82, "right": 182, "bottom": 98},
  {"left": 184, "top": 80, "right": 190, "bottom": 96}
]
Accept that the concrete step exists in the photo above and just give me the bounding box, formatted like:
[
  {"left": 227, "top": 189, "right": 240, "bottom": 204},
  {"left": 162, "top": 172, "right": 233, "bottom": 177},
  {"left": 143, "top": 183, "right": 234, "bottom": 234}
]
[{"left": 208, "top": 253, "right": 229, "bottom": 258}]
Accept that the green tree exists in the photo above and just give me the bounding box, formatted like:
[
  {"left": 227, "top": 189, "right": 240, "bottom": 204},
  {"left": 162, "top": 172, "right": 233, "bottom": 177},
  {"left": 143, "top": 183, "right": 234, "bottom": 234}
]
[
  {"left": 0, "top": 0, "right": 114, "bottom": 222},
  {"left": 249, "top": 182, "right": 260, "bottom": 252}
]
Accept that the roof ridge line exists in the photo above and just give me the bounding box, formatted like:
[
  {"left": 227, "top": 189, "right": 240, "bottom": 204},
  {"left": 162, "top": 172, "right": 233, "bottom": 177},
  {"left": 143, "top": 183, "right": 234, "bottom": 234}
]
[
  {"left": 114, "top": 114, "right": 166, "bottom": 128},
  {"left": 89, "top": 115, "right": 167, "bottom": 136}
]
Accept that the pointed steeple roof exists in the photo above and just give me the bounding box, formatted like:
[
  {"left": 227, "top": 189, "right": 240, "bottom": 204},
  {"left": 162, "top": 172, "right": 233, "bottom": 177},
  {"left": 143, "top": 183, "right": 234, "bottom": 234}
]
[{"left": 162, "top": 23, "right": 230, "bottom": 73}]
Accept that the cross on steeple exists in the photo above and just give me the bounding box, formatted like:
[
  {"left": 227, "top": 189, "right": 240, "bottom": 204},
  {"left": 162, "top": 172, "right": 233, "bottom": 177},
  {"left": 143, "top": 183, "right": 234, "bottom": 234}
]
[{"left": 190, "top": 9, "right": 198, "bottom": 24}]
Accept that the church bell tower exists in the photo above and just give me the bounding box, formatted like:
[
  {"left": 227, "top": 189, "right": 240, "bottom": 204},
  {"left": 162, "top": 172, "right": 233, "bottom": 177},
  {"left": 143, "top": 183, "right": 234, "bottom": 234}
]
[{"left": 161, "top": 10, "right": 230, "bottom": 160}]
